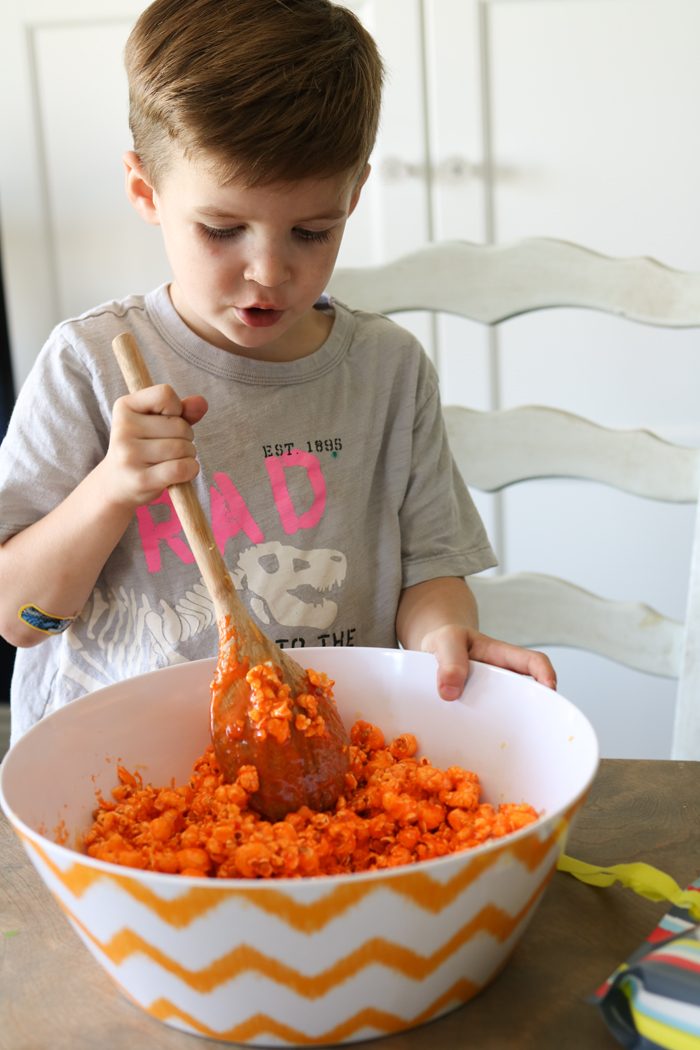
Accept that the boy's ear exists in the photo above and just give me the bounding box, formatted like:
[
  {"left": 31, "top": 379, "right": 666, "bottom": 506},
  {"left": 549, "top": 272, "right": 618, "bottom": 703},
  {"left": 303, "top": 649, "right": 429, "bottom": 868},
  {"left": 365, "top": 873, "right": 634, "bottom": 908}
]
[
  {"left": 123, "top": 150, "right": 160, "bottom": 226},
  {"left": 348, "top": 164, "right": 371, "bottom": 216}
]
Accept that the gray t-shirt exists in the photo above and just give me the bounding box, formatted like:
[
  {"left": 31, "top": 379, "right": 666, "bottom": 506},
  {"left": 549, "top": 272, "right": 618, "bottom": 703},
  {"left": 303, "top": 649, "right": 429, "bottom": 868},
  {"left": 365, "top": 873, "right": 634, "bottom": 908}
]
[{"left": 0, "top": 287, "right": 496, "bottom": 741}]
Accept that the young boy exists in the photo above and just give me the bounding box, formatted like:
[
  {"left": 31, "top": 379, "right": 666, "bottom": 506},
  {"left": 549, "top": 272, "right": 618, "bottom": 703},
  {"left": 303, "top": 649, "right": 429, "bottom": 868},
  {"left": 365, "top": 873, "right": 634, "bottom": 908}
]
[{"left": 0, "top": 0, "right": 554, "bottom": 746}]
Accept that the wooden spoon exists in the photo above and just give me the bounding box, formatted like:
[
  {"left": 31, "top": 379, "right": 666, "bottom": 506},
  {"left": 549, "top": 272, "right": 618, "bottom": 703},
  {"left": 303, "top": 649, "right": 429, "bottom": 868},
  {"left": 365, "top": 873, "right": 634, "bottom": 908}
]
[{"left": 111, "top": 332, "right": 350, "bottom": 820}]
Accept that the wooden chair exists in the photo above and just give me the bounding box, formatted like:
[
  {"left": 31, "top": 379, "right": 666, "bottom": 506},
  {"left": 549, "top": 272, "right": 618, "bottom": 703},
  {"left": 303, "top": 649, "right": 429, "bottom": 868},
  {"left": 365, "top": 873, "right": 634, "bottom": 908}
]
[{"left": 329, "top": 239, "right": 700, "bottom": 759}]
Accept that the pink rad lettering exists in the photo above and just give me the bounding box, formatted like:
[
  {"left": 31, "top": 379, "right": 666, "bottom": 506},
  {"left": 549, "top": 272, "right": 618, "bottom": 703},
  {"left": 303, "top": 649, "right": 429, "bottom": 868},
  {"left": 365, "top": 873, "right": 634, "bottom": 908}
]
[
  {"left": 211, "top": 472, "right": 265, "bottom": 551},
  {"left": 265, "top": 449, "right": 326, "bottom": 534},
  {"left": 135, "top": 492, "right": 194, "bottom": 573}
]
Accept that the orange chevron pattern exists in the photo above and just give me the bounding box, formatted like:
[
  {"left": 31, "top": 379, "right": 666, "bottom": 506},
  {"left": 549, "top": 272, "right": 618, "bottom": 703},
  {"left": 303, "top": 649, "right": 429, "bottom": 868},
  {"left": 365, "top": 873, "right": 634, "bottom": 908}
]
[
  {"left": 60, "top": 866, "right": 552, "bottom": 996},
  {"left": 21, "top": 804, "right": 574, "bottom": 933},
  {"left": 147, "top": 977, "right": 483, "bottom": 1043},
  {"left": 20, "top": 830, "right": 223, "bottom": 926}
]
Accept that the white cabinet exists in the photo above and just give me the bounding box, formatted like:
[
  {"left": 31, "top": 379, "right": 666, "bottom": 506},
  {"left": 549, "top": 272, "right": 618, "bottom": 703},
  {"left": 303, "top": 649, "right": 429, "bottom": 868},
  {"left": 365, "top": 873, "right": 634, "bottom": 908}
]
[{"left": 2, "top": 0, "right": 698, "bottom": 757}]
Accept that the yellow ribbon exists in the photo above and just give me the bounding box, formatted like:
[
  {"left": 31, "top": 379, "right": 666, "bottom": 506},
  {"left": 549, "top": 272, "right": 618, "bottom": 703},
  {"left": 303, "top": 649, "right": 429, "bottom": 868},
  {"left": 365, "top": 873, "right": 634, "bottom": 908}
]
[{"left": 557, "top": 853, "right": 700, "bottom": 921}]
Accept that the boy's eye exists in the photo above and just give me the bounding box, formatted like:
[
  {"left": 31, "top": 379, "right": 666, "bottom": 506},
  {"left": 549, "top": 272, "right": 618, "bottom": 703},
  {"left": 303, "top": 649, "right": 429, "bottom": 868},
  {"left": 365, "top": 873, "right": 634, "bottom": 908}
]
[
  {"left": 293, "top": 228, "right": 333, "bottom": 244},
  {"left": 200, "top": 224, "right": 241, "bottom": 242}
]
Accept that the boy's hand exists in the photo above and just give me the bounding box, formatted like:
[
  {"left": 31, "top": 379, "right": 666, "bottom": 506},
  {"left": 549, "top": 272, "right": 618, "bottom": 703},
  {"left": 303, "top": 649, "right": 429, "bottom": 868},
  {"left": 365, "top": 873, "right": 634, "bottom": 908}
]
[
  {"left": 105, "top": 384, "right": 208, "bottom": 509},
  {"left": 421, "top": 623, "right": 557, "bottom": 701}
]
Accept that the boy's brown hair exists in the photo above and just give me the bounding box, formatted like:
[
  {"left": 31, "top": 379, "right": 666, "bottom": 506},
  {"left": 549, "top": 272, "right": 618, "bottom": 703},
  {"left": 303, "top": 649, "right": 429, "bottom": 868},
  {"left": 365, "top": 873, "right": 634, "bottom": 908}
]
[{"left": 124, "top": 0, "right": 384, "bottom": 187}]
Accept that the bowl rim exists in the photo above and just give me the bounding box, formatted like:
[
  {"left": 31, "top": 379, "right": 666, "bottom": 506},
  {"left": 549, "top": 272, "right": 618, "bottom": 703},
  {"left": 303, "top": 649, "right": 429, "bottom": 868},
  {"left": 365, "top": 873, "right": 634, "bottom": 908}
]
[{"left": 0, "top": 654, "right": 600, "bottom": 890}]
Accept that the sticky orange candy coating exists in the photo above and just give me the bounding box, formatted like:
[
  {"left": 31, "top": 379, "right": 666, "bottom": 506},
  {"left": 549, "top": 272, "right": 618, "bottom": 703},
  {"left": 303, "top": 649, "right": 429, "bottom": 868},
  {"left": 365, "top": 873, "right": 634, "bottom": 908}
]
[
  {"left": 245, "top": 663, "right": 332, "bottom": 744},
  {"left": 82, "top": 718, "right": 538, "bottom": 878}
]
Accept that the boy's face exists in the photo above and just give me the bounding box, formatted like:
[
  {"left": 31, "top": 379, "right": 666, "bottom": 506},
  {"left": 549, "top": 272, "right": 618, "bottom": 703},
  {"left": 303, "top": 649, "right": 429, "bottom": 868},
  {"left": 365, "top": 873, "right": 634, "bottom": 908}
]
[{"left": 125, "top": 149, "right": 367, "bottom": 361}]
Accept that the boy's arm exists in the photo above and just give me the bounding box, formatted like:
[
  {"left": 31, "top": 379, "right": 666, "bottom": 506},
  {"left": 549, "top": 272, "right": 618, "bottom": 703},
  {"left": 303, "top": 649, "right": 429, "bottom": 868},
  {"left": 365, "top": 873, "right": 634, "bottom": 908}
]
[
  {"left": 0, "top": 384, "right": 207, "bottom": 648},
  {"left": 396, "top": 576, "right": 557, "bottom": 700},
  {"left": 0, "top": 465, "right": 134, "bottom": 646}
]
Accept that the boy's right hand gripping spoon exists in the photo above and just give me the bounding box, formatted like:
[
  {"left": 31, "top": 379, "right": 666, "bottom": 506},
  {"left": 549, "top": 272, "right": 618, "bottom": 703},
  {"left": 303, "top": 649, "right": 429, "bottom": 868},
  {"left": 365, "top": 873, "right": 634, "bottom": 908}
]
[{"left": 111, "top": 332, "right": 350, "bottom": 822}]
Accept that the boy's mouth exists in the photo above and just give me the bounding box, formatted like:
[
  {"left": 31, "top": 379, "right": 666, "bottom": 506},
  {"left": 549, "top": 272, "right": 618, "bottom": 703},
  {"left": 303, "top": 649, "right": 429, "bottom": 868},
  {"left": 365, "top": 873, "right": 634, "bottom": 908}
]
[{"left": 236, "top": 306, "right": 284, "bottom": 328}]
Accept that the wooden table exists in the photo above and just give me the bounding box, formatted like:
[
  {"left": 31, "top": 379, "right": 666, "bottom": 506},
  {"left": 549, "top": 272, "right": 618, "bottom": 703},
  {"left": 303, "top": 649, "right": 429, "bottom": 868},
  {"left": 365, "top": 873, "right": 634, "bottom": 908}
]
[{"left": 2, "top": 759, "right": 699, "bottom": 1049}]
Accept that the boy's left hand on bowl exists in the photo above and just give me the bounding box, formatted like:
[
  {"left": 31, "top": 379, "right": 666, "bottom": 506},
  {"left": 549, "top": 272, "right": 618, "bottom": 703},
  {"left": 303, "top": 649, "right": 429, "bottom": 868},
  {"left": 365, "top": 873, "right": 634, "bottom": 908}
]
[{"left": 421, "top": 624, "right": 557, "bottom": 700}]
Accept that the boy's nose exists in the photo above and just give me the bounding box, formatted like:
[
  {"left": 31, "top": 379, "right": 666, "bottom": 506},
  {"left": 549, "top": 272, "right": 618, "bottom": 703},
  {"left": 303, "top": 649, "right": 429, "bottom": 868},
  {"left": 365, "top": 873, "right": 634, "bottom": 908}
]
[{"left": 243, "top": 247, "right": 290, "bottom": 289}]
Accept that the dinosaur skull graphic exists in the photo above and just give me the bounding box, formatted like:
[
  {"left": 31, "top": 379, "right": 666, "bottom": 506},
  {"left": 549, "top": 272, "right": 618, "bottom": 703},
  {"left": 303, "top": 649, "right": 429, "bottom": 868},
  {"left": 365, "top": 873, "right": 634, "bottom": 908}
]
[{"left": 233, "top": 540, "right": 347, "bottom": 629}]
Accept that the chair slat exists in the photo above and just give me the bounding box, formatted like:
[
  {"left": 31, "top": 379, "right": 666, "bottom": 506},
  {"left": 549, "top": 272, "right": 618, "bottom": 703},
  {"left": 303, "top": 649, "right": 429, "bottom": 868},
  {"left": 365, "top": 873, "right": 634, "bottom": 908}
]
[
  {"left": 445, "top": 405, "right": 700, "bottom": 500},
  {"left": 670, "top": 502, "right": 700, "bottom": 758},
  {"left": 330, "top": 238, "right": 700, "bottom": 326},
  {"left": 470, "top": 572, "right": 683, "bottom": 678}
]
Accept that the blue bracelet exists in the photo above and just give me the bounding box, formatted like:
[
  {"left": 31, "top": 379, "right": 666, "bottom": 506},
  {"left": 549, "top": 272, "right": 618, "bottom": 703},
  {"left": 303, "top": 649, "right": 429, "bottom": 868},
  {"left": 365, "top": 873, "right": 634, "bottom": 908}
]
[{"left": 18, "top": 604, "right": 76, "bottom": 634}]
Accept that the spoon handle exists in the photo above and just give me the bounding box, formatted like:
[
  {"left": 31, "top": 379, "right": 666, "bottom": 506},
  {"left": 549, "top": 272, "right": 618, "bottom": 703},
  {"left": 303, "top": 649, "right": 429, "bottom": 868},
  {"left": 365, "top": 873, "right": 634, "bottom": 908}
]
[
  {"left": 111, "top": 331, "right": 237, "bottom": 621},
  {"left": 111, "top": 332, "right": 308, "bottom": 689}
]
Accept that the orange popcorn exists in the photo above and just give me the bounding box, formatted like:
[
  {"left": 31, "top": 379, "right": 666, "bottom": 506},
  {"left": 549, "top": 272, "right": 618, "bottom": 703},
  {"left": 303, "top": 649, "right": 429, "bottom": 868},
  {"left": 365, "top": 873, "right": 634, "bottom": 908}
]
[
  {"left": 82, "top": 718, "right": 538, "bottom": 878},
  {"left": 245, "top": 663, "right": 334, "bottom": 744}
]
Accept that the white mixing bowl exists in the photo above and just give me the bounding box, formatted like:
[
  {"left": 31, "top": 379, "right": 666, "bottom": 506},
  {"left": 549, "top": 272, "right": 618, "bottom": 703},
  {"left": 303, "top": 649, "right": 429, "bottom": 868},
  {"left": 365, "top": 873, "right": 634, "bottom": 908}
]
[{"left": 0, "top": 648, "right": 598, "bottom": 1046}]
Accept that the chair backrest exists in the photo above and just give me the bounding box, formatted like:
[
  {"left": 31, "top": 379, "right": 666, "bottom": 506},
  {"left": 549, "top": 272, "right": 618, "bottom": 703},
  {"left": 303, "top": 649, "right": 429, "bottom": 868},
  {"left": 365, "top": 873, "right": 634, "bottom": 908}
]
[{"left": 328, "top": 238, "right": 700, "bottom": 759}]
